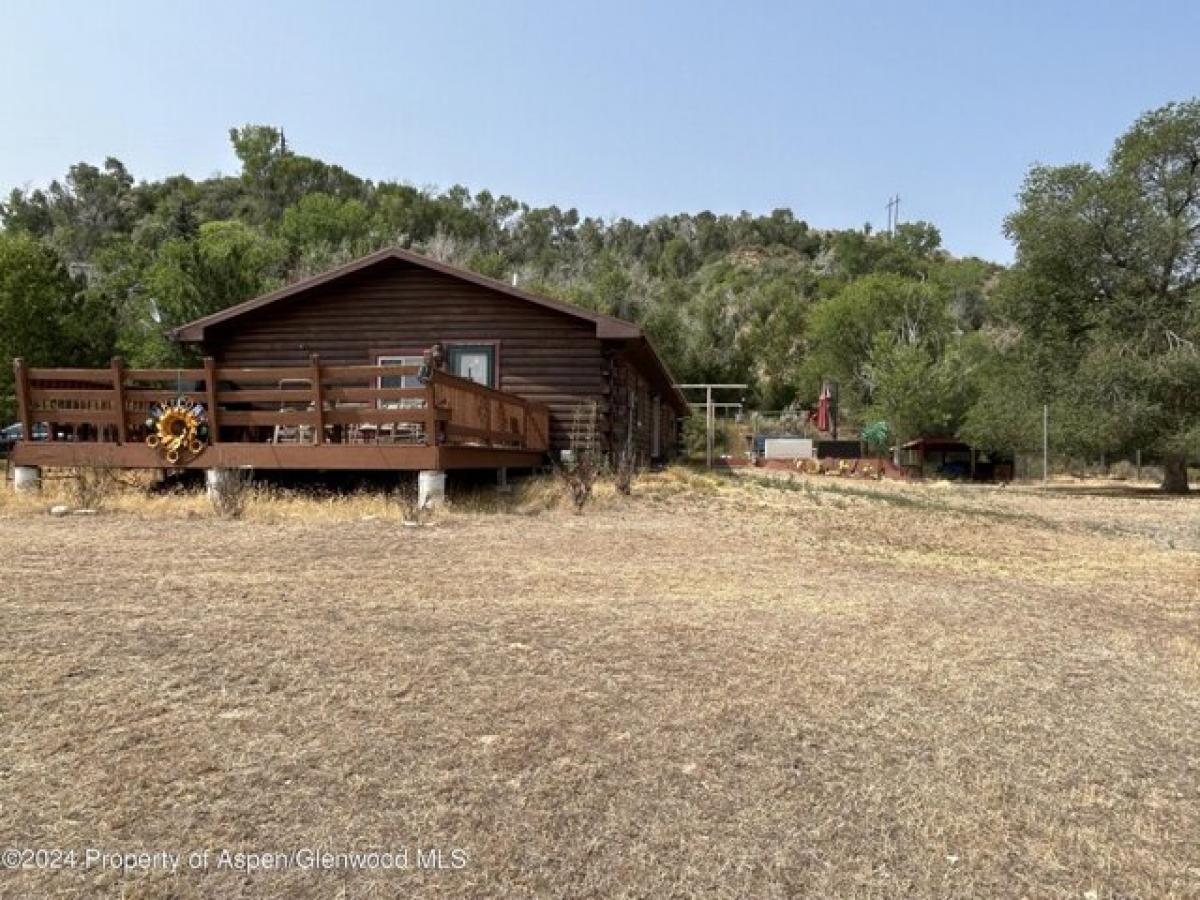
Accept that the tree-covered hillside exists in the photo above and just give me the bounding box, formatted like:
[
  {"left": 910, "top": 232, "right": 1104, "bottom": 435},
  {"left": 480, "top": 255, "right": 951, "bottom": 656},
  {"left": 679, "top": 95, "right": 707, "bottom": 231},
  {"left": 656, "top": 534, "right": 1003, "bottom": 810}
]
[
  {"left": 2, "top": 99, "right": 1197, "bottom": 490},
  {"left": 0, "top": 125, "right": 995, "bottom": 414}
]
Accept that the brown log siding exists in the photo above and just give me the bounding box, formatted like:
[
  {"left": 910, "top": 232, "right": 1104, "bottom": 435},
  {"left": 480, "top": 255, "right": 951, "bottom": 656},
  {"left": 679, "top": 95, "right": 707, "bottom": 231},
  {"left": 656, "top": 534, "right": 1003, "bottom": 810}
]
[
  {"left": 201, "top": 261, "right": 612, "bottom": 453},
  {"left": 609, "top": 353, "right": 675, "bottom": 463}
]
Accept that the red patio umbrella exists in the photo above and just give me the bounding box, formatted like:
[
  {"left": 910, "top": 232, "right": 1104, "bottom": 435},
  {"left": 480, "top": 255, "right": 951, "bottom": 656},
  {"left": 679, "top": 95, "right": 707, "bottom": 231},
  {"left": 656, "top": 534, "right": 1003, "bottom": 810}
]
[{"left": 816, "top": 383, "right": 831, "bottom": 433}]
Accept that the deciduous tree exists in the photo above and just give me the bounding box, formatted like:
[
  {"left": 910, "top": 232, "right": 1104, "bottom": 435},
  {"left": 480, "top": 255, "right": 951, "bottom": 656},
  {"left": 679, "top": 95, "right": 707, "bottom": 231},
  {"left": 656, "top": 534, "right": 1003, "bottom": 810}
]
[{"left": 990, "top": 99, "right": 1200, "bottom": 491}]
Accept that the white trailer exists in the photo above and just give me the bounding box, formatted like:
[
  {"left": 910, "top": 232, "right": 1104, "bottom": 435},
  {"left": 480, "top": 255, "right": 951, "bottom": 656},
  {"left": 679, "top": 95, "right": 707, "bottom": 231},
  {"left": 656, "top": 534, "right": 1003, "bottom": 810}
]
[{"left": 763, "top": 438, "right": 815, "bottom": 460}]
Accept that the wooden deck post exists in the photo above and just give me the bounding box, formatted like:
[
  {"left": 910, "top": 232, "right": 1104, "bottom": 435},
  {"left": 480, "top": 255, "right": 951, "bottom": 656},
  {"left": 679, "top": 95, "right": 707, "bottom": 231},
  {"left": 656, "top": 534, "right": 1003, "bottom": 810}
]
[
  {"left": 110, "top": 356, "right": 126, "bottom": 444},
  {"left": 13, "top": 358, "right": 33, "bottom": 445},
  {"left": 203, "top": 357, "right": 220, "bottom": 444},
  {"left": 310, "top": 353, "right": 325, "bottom": 445},
  {"left": 425, "top": 374, "right": 441, "bottom": 447}
]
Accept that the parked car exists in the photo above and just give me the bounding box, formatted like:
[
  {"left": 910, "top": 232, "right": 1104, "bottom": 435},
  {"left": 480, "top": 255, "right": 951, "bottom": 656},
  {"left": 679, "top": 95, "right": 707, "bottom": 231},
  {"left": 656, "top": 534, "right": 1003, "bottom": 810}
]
[{"left": 0, "top": 422, "right": 50, "bottom": 455}]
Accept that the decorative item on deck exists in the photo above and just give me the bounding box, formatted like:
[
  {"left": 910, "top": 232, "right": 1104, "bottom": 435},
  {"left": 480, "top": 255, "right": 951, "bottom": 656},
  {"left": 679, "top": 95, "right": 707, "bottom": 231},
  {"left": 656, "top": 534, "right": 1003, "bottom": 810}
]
[{"left": 145, "top": 396, "right": 209, "bottom": 463}]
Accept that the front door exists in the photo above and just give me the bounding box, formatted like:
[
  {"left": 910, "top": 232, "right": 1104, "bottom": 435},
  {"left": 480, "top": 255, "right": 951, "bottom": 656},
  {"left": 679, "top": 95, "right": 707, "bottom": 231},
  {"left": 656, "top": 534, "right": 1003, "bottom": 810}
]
[{"left": 447, "top": 344, "right": 496, "bottom": 387}]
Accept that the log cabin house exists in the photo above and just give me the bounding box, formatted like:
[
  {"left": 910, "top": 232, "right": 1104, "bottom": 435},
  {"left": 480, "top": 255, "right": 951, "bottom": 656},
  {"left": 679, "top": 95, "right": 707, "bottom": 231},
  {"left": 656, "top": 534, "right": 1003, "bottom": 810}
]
[{"left": 9, "top": 248, "right": 688, "bottom": 486}]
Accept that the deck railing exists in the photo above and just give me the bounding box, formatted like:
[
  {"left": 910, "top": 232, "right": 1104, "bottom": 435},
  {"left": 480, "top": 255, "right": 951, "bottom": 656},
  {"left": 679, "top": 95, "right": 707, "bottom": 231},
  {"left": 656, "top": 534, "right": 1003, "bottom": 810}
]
[{"left": 12, "top": 355, "right": 550, "bottom": 454}]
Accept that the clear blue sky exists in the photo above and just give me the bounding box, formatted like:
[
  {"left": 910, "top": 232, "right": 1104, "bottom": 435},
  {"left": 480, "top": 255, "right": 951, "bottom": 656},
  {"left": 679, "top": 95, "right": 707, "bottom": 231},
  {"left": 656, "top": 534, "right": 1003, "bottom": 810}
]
[{"left": 2, "top": 0, "right": 1196, "bottom": 262}]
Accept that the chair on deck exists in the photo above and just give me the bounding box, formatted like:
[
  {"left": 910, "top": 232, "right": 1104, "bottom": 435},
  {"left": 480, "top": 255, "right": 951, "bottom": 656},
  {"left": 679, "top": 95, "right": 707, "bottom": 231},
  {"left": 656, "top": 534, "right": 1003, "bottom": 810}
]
[
  {"left": 335, "top": 400, "right": 372, "bottom": 444},
  {"left": 272, "top": 378, "right": 315, "bottom": 444},
  {"left": 370, "top": 356, "right": 428, "bottom": 444},
  {"left": 388, "top": 398, "right": 427, "bottom": 445},
  {"left": 377, "top": 393, "right": 426, "bottom": 445}
]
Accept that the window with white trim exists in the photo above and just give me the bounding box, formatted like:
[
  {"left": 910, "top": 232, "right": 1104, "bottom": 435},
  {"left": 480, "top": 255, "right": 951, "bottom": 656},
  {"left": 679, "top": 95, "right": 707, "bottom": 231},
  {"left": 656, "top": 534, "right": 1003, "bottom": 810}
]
[{"left": 376, "top": 354, "right": 425, "bottom": 409}]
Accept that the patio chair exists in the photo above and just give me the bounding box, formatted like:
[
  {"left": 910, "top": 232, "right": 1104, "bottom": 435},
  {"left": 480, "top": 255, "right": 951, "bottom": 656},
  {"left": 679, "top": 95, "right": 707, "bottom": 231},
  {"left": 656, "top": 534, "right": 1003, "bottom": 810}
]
[
  {"left": 377, "top": 395, "right": 426, "bottom": 445},
  {"left": 272, "top": 378, "right": 315, "bottom": 444},
  {"left": 335, "top": 400, "right": 372, "bottom": 444}
]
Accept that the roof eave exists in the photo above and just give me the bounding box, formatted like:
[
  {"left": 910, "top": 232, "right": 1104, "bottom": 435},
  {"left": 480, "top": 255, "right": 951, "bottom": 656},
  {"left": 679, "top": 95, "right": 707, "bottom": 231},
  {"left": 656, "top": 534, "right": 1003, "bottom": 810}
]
[
  {"left": 596, "top": 321, "right": 642, "bottom": 340},
  {"left": 616, "top": 335, "right": 690, "bottom": 416}
]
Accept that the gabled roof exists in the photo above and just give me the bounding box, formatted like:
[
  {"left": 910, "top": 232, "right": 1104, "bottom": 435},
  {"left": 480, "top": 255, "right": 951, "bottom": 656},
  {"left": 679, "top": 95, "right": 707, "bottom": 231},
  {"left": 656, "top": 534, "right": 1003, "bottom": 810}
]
[
  {"left": 170, "top": 246, "right": 689, "bottom": 414},
  {"left": 170, "top": 246, "right": 643, "bottom": 342}
]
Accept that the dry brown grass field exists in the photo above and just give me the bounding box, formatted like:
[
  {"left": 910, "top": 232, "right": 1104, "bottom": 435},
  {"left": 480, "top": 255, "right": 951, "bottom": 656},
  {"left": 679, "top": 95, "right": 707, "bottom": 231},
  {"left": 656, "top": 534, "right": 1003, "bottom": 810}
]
[{"left": 1, "top": 468, "right": 1198, "bottom": 899}]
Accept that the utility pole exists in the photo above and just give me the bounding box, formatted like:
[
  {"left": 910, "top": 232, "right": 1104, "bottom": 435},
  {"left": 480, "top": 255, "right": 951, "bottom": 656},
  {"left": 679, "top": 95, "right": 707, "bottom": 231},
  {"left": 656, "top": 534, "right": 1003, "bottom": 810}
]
[
  {"left": 885, "top": 195, "right": 901, "bottom": 235},
  {"left": 706, "top": 385, "right": 713, "bottom": 468},
  {"left": 1042, "top": 404, "right": 1049, "bottom": 483}
]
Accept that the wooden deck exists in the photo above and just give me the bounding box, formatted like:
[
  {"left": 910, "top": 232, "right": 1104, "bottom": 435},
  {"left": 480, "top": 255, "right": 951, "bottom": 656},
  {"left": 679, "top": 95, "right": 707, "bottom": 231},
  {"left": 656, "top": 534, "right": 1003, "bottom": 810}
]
[{"left": 9, "top": 356, "right": 550, "bottom": 471}]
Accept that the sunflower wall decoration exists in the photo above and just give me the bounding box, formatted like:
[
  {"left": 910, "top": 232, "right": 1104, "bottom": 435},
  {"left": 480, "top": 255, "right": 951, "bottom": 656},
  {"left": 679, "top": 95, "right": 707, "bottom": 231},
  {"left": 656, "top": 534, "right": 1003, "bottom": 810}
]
[{"left": 145, "top": 396, "right": 209, "bottom": 464}]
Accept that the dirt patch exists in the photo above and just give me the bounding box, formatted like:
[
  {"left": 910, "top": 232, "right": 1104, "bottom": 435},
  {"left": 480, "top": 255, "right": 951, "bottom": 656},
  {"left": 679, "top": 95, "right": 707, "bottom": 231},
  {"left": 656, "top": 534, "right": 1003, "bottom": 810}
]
[{"left": 0, "top": 471, "right": 1197, "bottom": 898}]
